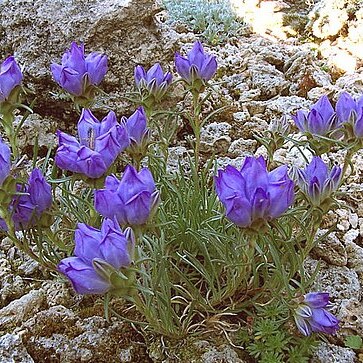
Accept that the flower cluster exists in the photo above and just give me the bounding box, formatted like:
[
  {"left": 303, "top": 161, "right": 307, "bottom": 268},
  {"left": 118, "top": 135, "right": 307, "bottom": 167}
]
[
  {"left": 293, "top": 156, "right": 341, "bottom": 207},
  {"left": 0, "top": 168, "right": 52, "bottom": 230},
  {"left": 58, "top": 219, "right": 134, "bottom": 294},
  {"left": 95, "top": 165, "right": 159, "bottom": 227},
  {"left": 135, "top": 63, "right": 172, "bottom": 103},
  {"left": 175, "top": 41, "right": 217, "bottom": 92},
  {"left": 51, "top": 42, "right": 108, "bottom": 100},
  {"left": 336, "top": 91, "right": 363, "bottom": 138},
  {"left": 215, "top": 156, "right": 294, "bottom": 229},
  {"left": 55, "top": 109, "right": 129, "bottom": 179},
  {"left": 292, "top": 95, "right": 338, "bottom": 136},
  {"left": 294, "top": 292, "right": 340, "bottom": 336}
]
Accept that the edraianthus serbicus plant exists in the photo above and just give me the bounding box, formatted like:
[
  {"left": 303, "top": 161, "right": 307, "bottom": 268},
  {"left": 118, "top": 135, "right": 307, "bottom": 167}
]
[
  {"left": 55, "top": 108, "right": 129, "bottom": 179},
  {"left": 335, "top": 91, "right": 363, "bottom": 139},
  {"left": 292, "top": 95, "right": 339, "bottom": 136},
  {"left": 174, "top": 40, "right": 217, "bottom": 92},
  {"left": 0, "top": 168, "right": 52, "bottom": 231},
  {"left": 134, "top": 63, "right": 172, "bottom": 103},
  {"left": 215, "top": 156, "right": 294, "bottom": 229},
  {"left": 294, "top": 292, "right": 340, "bottom": 336},
  {"left": 51, "top": 42, "right": 108, "bottom": 106},
  {"left": 58, "top": 218, "right": 135, "bottom": 295},
  {"left": 292, "top": 156, "right": 342, "bottom": 208},
  {"left": 95, "top": 165, "right": 159, "bottom": 227}
]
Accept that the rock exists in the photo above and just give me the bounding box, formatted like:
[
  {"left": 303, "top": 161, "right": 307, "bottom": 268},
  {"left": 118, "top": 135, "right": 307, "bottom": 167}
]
[
  {"left": 311, "top": 230, "right": 347, "bottom": 267},
  {"left": 248, "top": 62, "right": 290, "bottom": 99},
  {"left": 166, "top": 146, "right": 191, "bottom": 174},
  {"left": 21, "top": 305, "right": 148, "bottom": 362},
  {"left": 41, "top": 281, "right": 74, "bottom": 307},
  {"left": 0, "top": 290, "right": 45, "bottom": 329},
  {"left": 0, "top": 275, "right": 27, "bottom": 308},
  {"left": 264, "top": 95, "right": 311, "bottom": 115},
  {"left": 304, "top": 258, "right": 361, "bottom": 303},
  {"left": 200, "top": 122, "right": 232, "bottom": 154},
  {"left": 308, "top": 0, "right": 349, "bottom": 39},
  {"left": 0, "top": 0, "right": 169, "bottom": 118},
  {"left": 0, "top": 333, "right": 34, "bottom": 363},
  {"left": 311, "top": 342, "right": 356, "bottom": 363},
  {"left": 346, "top": 240, "right": 363, "bottom": 283},
  {"left": 15, "top": 113, "right": 58, "bottom": 152},
  {"left": 228, "top": 138, "right": 257, "bottom": 158},
  {"left": 201, "top": 344, "right": 245, "bottom": 363},
  {"left": 339, "top": 298, "right": 363, "bottom": 336}
]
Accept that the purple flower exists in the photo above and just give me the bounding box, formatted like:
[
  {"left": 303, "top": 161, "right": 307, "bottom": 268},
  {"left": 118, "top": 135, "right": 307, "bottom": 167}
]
[
  {"left": 134, "top": 63, "right": 172, "bottom": 100},
  {"left": 95, "top": 165, "right": 159, "bottom": 226},
  {"left": 293, "top": 156, "right": 341, "bottom": 206},
  {"left": 122, "top": 107, "right": 149, "bottom": 149},
  {"left": 336, "top": 91, "right": 363, "bottom": 138},
  {"left": 55, "top": 109, "right": 129, "bottom": 179},
  {"left": 58, "top": 219, "right": 134, "bottom": 295},
  {"left": 294, "top": 292, "right": 340, "bottom": 336},
  {"left": 0, "top": 56, "right": 23, "bottom": 102},
  {"left": 0, "top": 138, "right": 11, "bottom": 185},
  {"left": 292, "top": 95, "right": 339, "bottom": 136},
  {"left": 215, "top": 156, "right": 294, "bottom": 228},
  {"left": 51, "top": 42, "right": 108, "bottom": 97},
  {"left": 0, "top": 168, "right": 52, "bottom": 230},
  {"left": 174, "top": 41, "right": 217, "bottom": 88}
]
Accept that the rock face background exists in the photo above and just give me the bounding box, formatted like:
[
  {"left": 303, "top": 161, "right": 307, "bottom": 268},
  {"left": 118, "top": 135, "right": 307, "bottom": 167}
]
[
  {"left": 0, "top": 0, "right": 169, "bottom": 118},
  {"left": 0, "top": 0, "right": 363, "bottom": 362}
]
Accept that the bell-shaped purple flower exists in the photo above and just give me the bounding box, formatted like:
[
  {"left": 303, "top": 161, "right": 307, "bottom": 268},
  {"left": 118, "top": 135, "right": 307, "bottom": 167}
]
[
  {"left": 51, "top": 42, "right": 108, "bottom": 97},
  {"left": 121, "top": 107, "right": 150, "bottom": 147},
  {"left": 336, "top": 91, "right": 363, "bottom": 138},
  {"left": 292, "top": 95, "right": 339, "bottom": 136},
  {"left": 0, "top": 56, "right": 23, "bottom": 102},
  {"left": 58, "top": 218, "right": 134, "bottom": 295},
  {"left": 55, "top": 109, "right": 129, "bottom": 179},
  {"left": 95, "top": 165, "right": 159, "bottom": 226},
  {"left": 0, "top": 168, "right": 52, "bottom": 230},
  {"left": 215, "top": 156, "right": 294, "bottom": 228},
  {"left": 293, "top": 156, "right": 341, "bottom": 206},
  {"left": 0, "top": 138, "right": 11, "bottom": 185},
  {"left": 134, "top": 63, "right": 172, "bottom": 101},
  {"left": 294, "top": 292, "right": 340, "bottom": 336},
  {"left": 175, "top": 41, "right": 217, "bottom": 89}
]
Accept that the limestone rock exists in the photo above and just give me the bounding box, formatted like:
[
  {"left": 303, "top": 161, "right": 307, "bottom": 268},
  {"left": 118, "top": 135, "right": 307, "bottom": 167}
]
[
  {"left": 311, "top": 230, "right": 348, "bottom": 267},
  {"left": 0, "top": 290, "right": 45, "bottom": 329},
  {"left": 0, "top": 0, "right": 168, "bottom": 117},
  {"left": 312, "top": 342, "right": 356, "bottom": 363},
  {"left": 0, "top": 333, "right": 34, "bottom": 363}
]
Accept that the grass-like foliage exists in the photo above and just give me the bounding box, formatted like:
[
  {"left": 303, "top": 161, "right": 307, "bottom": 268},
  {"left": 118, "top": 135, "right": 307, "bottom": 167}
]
[{"left": 163, "top": 0, "right": 244, "bottom": 44}]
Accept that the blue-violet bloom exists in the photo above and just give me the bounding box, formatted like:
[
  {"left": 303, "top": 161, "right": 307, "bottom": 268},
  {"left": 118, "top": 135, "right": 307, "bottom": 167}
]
[
  {"left": 55, "top": 109, "right": 129, "bottom": 179},
  {"left": 293, "top": 95, "right": 339, "bottom": 136},
  {"left": 174, "top": 41, "right": 217, "bottom": 88},
  {"left": 215, "top": 156, "right": 294, "bottom": 228},
  {"left": 0, "top": 137, "right": 11, "bottom": 185},
  {"left": 134, "top": 63, "right": 172, "bottom": 100},
  {"left": 51, "top": 42, "right": 108, "bottom": 97},
  {"left": 95, "top": 165, "right": 159, "bottom": 226},
  {"left": 0, "top": 168, "right": 52, "bottom": 230},
  {"left": 0, "top": 56, "right": 23, "bottom": 102},
  {"left": 294, "top": 292, "right": 340, "bottom": 336},
  {"left": 294, "top": 156, "right": 341, "bottom": 206},
  {"left": 122, "top": 107, "right": 149, "bottom": 150},
  {"left": 58, "top": 219, "right": 134, "bottom": 295},
  {"left": 335, "top": 91, "right": 363, "bottom": 138}
]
